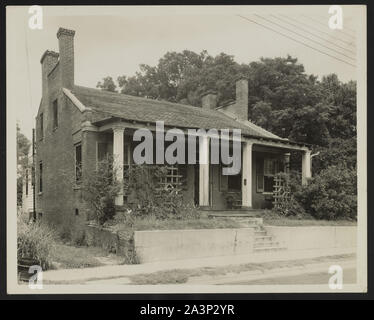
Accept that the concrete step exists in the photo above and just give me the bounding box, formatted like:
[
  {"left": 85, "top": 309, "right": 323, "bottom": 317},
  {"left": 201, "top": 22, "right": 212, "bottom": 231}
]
[
  {"left": 254, "top": 230, "right": 268, "bottom": 236},
  {"left": 254, "top": 241, "right": 280, "bottom": 248},
  {"left": 255, "top": 235, "right": 273, "bottom": 241},
  {"left": 254, "top": 246, "right": 287, "bottom": 253}
]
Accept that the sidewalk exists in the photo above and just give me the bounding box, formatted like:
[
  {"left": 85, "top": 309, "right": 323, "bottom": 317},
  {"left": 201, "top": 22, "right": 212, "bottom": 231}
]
[
  {"left": 43, "top": 247, "right": 355, "bottom": 284},
  {"left": 187, "top": 259, "right": 356, "bottom": 285}
]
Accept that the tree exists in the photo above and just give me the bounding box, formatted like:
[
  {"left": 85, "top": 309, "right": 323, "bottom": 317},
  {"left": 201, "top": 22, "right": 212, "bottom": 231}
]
[
  {"left": 17, "top": 124, "right": 31, "bottom": 207},
  {"left": 96, "top": 76, "right": 117, "bottom": 92},
  {"left": 319, "top": 74, "right": 356, "bottom": 139},
  {"left": 251, "top": 101, "right": 273, "bottom": 130},
  {"left": 99, "top": 52, "right": 356, "bottom": 147}
]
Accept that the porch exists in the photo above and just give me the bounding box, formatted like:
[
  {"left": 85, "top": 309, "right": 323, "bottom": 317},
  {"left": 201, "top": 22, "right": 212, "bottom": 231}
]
[{"left": 90, "top": 123, "right": 311, "bottom": 211}]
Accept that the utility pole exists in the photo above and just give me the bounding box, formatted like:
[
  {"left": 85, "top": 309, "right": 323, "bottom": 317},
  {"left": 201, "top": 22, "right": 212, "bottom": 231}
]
[{"left": 32, "top": 128, "right": 36, "bottom": 222}]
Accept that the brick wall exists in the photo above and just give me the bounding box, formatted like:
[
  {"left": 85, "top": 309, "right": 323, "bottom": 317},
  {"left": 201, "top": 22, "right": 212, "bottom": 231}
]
[{"left": 35, "top": 28, "right": 89, "bottom": 236}]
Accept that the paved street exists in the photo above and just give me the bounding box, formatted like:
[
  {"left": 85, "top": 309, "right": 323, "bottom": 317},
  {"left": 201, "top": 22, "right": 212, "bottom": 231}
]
[
  {"left": 78, "top": 256, "right": 356, "bottom": 286},
  {"left": 222, "top": 268, "right": 356, "bottom": 285}
]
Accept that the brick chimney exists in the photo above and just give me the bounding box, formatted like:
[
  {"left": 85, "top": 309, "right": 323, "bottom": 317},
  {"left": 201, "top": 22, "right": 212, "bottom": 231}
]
[
  {"left": 201, "top": 90, "right": 218, "bottom": 110},
  {"left": 40, "top": 50, "right": 59, "bottom": 98},
  {"left": 235, "top": 77, "right": 248, "bottom": 120},
  {"left": 57, "top": 27, "right": 75, "bottom": 89}
]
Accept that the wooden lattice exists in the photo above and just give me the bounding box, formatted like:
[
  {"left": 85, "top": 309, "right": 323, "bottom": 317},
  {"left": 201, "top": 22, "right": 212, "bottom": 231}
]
[
  {"left": 273, "top": 175, "right": 291, "bottom": 210},
  {"left": 157, "top": 165, "right": 184, "bottom": 192},
  {"left": 123, "top": 164, "right": 185, "bottom": 200}
]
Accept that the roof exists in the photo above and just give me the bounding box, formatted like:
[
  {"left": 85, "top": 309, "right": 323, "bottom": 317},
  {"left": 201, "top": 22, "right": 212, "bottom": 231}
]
[{"left": 67, "top": 85, "right": 286, "bottom": 141}]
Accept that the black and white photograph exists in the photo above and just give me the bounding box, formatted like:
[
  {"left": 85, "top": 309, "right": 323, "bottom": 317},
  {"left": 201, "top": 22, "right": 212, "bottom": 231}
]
[{"left": 4, "top": 4, "right": 368, "bottom": 296}]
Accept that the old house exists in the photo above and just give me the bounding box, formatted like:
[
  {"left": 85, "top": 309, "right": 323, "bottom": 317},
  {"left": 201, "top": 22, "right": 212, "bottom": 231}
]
[
  {"left": 35, "top": 28, "right": 312, "bottom": 225},
  {"left": 21, "top": 149, "right": 35, "bottom": 220}
]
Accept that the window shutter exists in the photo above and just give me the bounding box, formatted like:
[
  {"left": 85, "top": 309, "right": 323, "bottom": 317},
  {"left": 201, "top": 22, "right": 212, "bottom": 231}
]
[{"left": 256, "top": 158, "right": 264, "bottom": 192}]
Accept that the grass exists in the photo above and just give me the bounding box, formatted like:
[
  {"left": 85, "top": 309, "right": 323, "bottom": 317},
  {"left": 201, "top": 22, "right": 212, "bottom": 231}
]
[
  {"left": 257, "top": 210, "right": 357, "bottom": 227},
  {"left": 112, "top": 216, "right": 243, "bottom": 232},
  {"left": 128, "top": 254, "right": 355, "bottom": 285},
  {"left": 111, "top": 211, "right": 356, "bottom": 233},
  {"left": 50, "top": 243, "right": 120, "bottom": 269}
]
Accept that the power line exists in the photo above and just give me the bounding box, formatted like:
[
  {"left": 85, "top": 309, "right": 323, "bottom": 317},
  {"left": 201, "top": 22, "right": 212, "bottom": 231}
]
[
  {"left": 271, "top": 14, "right": 356, "bottom": 56},
  {"left": 236, "top": 14, "right": 356, "bottom": 68},
  {"left": 310, "top": 14, "right": 356, "bottom": 36},
  {"left": 302, "top": 15, "right": 356, "bottom": 41},
  {"left": 255, "top": 14, "right": 355, "bottom": 62},
  {"left": 281, "top": 14, "right": 355, "bottom": 49},
  {"left": 23, "top": 23, "right": 33, "bottom": 125}
]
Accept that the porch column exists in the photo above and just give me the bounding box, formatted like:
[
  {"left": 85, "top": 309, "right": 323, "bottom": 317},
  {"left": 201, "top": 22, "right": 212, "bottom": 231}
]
[
  {"left": 242, "top": 141, "right": 253, "bottom": 208},
  {"left": 199, "top": 135, "right": 210, "bottom": 207},
  {"left": 302, "top": 149, "right": 312, "bottom": 185},
  {"left": 113, "top": 127, "right": 124, "bottom": 206},
  {"left": 284, "top": 153, "right": 291, "bottom": 173}
]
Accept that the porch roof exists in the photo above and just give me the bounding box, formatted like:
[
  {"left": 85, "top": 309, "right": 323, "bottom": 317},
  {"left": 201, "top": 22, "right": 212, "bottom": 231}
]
[{"left": 66, "top": 85, "right": 309, "bottom": 148}]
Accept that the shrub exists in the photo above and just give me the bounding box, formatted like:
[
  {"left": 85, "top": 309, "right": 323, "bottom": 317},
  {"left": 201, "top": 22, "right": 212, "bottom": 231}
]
[
  {"left": 272, "top": 171, "right": 306, "bottom": 217},
  {"left": 17, "top": 217, "right": 56, "bottom": 270},
  {"left": 124, "top": 165, "right": 197, "bottom": 220},
  {"left": 82, "top": 156, "right": 120, "bottom": 225},
  {"left": 295, "top": 165, "right": 357, "bottom": 220}
]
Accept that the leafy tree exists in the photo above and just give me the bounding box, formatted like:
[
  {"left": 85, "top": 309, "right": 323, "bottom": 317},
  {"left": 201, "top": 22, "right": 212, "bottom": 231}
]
[
  {"left": 100, "top": 52, "right": 356, "bottom": 148},
  {"left": 17, "top": 124, "right": 31, "bottom": 207},
  {"left": 247, "top": 56, "right": 321, "bottom": 112},
  {"left": 319, "top": 74, "right": 356, "bottom": 139},
  {"left": 312, "top": 137, "right": 357, "bottom": 175},
  {"left": 251, "top": 101, "right": 273, "bottom": 130},
  {"left": 117, "top": 50, "right": 248, "bottom": 106},
  {"left": 96, "top": 76, "right": 117, "bottom": 92}
]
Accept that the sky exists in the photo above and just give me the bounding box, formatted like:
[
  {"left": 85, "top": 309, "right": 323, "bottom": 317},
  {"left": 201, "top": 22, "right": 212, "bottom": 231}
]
[{"left": 7, "top": 5, "right": 363, "bottom": 140}]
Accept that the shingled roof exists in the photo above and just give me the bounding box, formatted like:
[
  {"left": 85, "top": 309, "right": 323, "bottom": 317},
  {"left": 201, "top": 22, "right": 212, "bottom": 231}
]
[{"left": 68, "top": 85, "right": 285, "bottom": 140}]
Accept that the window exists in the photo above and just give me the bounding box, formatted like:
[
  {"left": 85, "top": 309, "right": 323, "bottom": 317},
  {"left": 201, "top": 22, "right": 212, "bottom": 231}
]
[
  {"left": 220, "top": 165, "right": 241, "bottom": 192},
  {"left": 256, "top": 157, "right": 281, "bottom": 193},
  {"left": 25, "top": 169, "right": 29, "bottom": 195},
  {"left": 40, "top": 113, "right": 44, "bottom": 140},
  {"left": 75, "top": 208, "right": 79, "bottom": 216},
  {"left": 97, "top": 143, "right": 108, "bottom": 162},
  {"left": 39, "top": 162, "right": 43, "bottom": 193},
  {"left": 75, "top": 143, "right": 82, "bottom": 183},
  {"left": 53, "top": 100, "right": 58, "bottom": 129}
]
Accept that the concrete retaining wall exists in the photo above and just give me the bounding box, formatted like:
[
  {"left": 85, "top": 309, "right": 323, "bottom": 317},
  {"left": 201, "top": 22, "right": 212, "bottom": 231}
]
[
  {"left": 86, "top": 224, "right": 357, "bottom": 264},
  {"left": 134, "top": 228, "right": 255, "bottom": 263},
  {"left": 134, "top": 226, "right": 356, "bottom": 263},
  {"left": 265, "top": 226, "right": 357, "bottom": 251}
]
